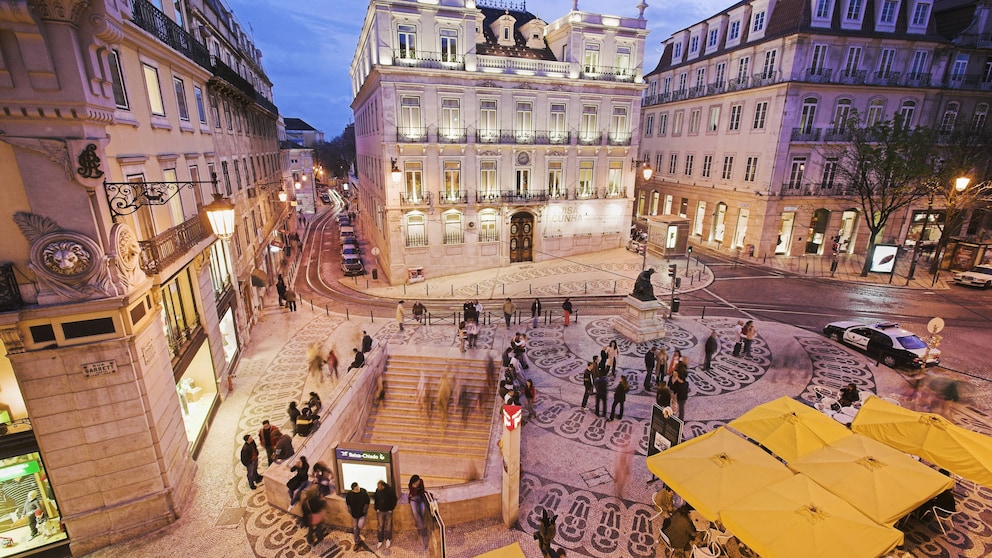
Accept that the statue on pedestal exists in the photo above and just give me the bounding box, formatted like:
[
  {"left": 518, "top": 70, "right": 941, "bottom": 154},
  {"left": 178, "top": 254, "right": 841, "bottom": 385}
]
[{"left": 631, "top": 268, "right": 657, "bottom": 301}]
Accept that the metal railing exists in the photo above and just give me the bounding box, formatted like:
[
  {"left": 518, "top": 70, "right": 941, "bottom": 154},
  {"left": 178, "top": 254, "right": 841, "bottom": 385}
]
[
  {"left": 576, "top": 132, "right": 603, "bottom": 145},
  {"left": 437, "top": 129, "right": 467, "bottom": 143},
  {"left": 399, "top": 192, "right": 432, "bottom": 206},
  {"left": 397, "top": 128, "right": 429, "bottom": 143},
  {"left": 131, "top": 0, "right": 211, "bottom": 69},
  {"left": 436, "top": 191, "right": 469, "bottom": 205},
  {"left": 607, "top": 133, "right": 632, "bottom": 146},
  {"left": 139, "top": 214, "right": 211, "bottom": 275},
  {"left": 211, "top": 55, "right": 256, "bottom": 98},
  {"left": 500, "top": 190, "right": 547, "bottom": 204},
  {"left": 393, "top": 50, "right": 465, "bottom": 70},
  {"left": 580, "top": 66, "right": 637, "bottom": 82},
  {"left": 777, "top": 182, "right": 856, "bottom": 197},
  {"left": 790, "top": 127, "right": 822, "bottom": 142}
]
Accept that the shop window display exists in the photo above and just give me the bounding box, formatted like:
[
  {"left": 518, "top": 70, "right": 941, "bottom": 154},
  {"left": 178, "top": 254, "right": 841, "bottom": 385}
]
[
  {"left": 176, "top": 342, "right": 218, "bottom": 445},
  {"left": 0, "top": 454, "right": 66, "bottom": 555}
]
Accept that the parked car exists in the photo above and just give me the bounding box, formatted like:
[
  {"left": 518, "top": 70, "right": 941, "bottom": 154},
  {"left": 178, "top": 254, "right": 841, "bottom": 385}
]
[
  {"left": 319, "top": 191, "right": 331, "bottom": 204},
  {"left": 341, "top": 256, "right": 364, "bottom": 276},
  {"left": 341, "top": 244, "right": 360, "bottom": 257},
  {"left": 337, "top": 215, "right": 350, "bottom": 226},
  {"left": 952, "top": 265, "right": 992, "bottom": 289},
  {"left": 822, "top": 320, "right": 939, "bottom": 368},
  {"left": 339, "top": 226, "right": 355, "bottom": 239}
]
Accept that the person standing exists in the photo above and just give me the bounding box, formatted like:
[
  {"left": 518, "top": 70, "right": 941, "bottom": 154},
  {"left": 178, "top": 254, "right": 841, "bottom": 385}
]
[
  {"left": 284, "top": 287, "right": 297, "bottom": 312},
  {"left": 530, "top": 298, "right": 542, "bottom": 328},
  {"left": 276, "top": 274, "right": 287, "bottom": 307},
  {"left": 240, "top": 434, "right": 264, "bottom": 490},
  {"left": 594, "top": 372, "right": 609, "bottom": 418},
  {"left": 457, "top": 321, "right": 467, "bottom": 352},
  {"left": 374, "top": 480, "right": 397, "bottom": 549},
  {"left": 287, "top": 401, "right": 301, "bottom": 435},
  {"left": 742, "top": 320, "right": 757, "bottom": 357},
  {"left": 286, "top": 456, "right": 310, "bottom": 508},
  {"left": 502, "top": 298, "right": 516, "bottom": 328},
  {"left": 610, "top": 375, "right": 629, "bottom": 421},
  {"left": 644, "top": 347, "right": 657, "bottom": 389},
  {"left": 704, "top": 331, "right": 719, "bottom": 371},
  {"left": 362, "top": 331, "right": 373, "bottom": 353},
  {"left": 345, "top": 482, "right": 370, "bottom": 547},
  {"left": 605, "top": 340, "right": 619, "bottom": 377},
  {"left": 562, "top": 298, "right": 573, "bottom": 326},
  {"left": 581, "top": 362, "right": 595, "bottom": 409},
  {"left": 523, "top": 378, "right": 537, "bottom": 420},
  {"left": 733, "top": 321, "right": 745, "bottom": 357},
  {"left": 408, "top": 475, "right": 429, "bottom": 549},
  {"left": 669, "top": 363, "right": 689, "bottom": 421},
  {"left": 258, "top": 420, "right": 282, "bottom": 465},
  {"left": 396, "top": 301, "right": 406, "bottom": 331},
  {"left": 327, "top": 349, "right": 339, "bottom": 379},
  {"left": 23, "top": 490, "right": 42, "bottom": 539},
  {"left": 654, "top": 348, "right": 668, "bottom": 388},
  {"left": 466, "top": 319, "right": 479, "bottom": 348}
]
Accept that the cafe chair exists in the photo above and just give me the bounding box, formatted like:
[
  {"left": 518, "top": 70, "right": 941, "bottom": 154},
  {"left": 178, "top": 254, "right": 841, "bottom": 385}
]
[
  {"left": 813, "top": 385, "right": 836, "bottom": 400},
  {"left": 651, "top": 489, "right": 675, "bottom": 522},
  {"left": 691, "top": 541, "right": 723, "bottom": 558},
  {"left": 921, "top": 505, "right": 960, "bottom": 536},
  {"left": 658, "top": 529, "right": 674, "bottom": 557},
  {"left": 707, "top": 526, "right": 733, "bottom": 553}
]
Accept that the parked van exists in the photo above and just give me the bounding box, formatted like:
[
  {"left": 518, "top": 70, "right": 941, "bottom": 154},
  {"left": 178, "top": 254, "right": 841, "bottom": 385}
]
[{"left": 339, "top": 226, "right": 355, "bottom": 239}]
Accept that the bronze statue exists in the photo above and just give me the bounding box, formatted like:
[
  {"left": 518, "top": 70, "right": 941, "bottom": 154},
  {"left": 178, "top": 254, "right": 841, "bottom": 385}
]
[{"left": 631, "top": 268, "right": 657, "bottom": 301}]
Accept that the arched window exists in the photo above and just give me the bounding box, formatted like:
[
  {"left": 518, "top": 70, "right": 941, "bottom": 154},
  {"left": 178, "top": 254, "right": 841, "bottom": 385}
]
[
  {"left": 405, "top": 212, "right": 427, "bottom": 247},
  {"left": 973, "top": 103, "right": 989, "bottom": 132},
  {"left": 833, "top": 99, "right": 852, "bottom": 132},
  {"left": 479, "top": 209, "right": 499, "bottom": 242},
  {"left": 899, "top": 101, "right": 917, "bottom": 129},
  {"left": 443, "top": 211, "right": 463, "bottom": 245},
  {"left": 940, "top": 102, "right": 959, "bottom": 132},
  {"left": 800, "top": 97, "right": 818, "bottom": 134},
  {"left": 865, "top": 99, "right": 885, "bottom": 126}
]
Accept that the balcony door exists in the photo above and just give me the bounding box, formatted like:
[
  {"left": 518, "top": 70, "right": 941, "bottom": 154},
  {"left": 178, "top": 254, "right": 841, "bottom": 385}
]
[{"left": 509, "top": 213, "right": 534, "bottom": 263}]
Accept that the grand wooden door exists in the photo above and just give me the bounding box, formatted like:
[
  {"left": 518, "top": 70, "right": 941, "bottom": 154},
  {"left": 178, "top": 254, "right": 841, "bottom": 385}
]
[{"left": 509, "top": 213, "right": 534, "bottom": 263}]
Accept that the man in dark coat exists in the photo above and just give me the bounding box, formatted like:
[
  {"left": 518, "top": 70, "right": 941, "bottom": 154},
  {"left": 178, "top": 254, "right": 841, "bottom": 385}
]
[
  {"left": 594, "top": 372, "right": 609, "bottom": 417},
  {"left": 241, "top": 434, "right": 264, "bottom": 489},
  {"left": 348, "top": 348, "right": 365, "bottom": 372},
  {"left": 704, "top": 332, "right": 719, "bottom": 371},
  {"left": 346, "top": 482, "right": 371, "bottom": 546},
  {"left": 374, "top": 480, "right": 398, "bottom": 549},
  {"left": 361, "top": 331, "right": 373, "bottom": 353},
  {"left": 258, "top": 420, "right": 283, "bottom": 465},
  {"left": 644, "top": 347, "right": 657, "bottom": 388},
  {"left": 610, "top": 376, "right": 630, "bottom": 421}
]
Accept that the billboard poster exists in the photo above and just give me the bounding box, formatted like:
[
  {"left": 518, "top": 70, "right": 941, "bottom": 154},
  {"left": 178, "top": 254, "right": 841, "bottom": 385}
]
[
  {"left": 649, "top": 404, "right": 683, "bottom": 456},
  {"left": 869, "top": 244, "right": 899, "bottom": 274}
]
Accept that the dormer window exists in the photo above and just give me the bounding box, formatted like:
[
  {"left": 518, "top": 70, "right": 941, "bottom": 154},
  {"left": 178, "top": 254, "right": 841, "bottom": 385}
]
[
  {"left": 689, "top": 35, "right": 699, "bottom": 53},
  {"left": 494, "top": 14, "right": 516, "bottom": 47},
  {"left": 708, "top": 29, "right": 719, "bottom": 47},
  {"left": 752, "top": 11, "right": 765, "bottom": 32},
  {"left": 911, "top": 2, "right": 930, "bottom": 26},
  {"left": 879, "top": 0, "right": 897, "bottom": 23},
  {"left": 845, "top": 0, "right": 863, "bottom": 20},
  {"left": 729, "top": 21, "right": 741, "bottom": 40},
  {"left": 673, "top": 42, "right": 682, "bottom": 58},
  {"left": 815, "top": 0, "right": 831, "bottom": 18}
]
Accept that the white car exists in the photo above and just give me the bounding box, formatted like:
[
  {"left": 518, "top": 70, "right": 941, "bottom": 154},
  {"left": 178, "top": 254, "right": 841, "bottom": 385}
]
[
  {"left": 823, "top": 320, "right": 939, "bottom": 369},
  {"left": 953, "top": 265, "right": 992, "bottom": 289}
]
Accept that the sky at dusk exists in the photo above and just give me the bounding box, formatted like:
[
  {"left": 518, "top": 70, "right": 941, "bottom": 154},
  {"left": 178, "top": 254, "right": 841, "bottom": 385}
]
[{"left": 225, "top": 0, "right": 732, "bottom": 139}]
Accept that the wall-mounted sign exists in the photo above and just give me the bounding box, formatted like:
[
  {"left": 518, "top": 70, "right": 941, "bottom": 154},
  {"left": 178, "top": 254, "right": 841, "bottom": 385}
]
[
  {"left": 82, "top": 360, "right": 117, "bottom": 378},
  {"left": 783, "top": 206, "right": 798, "bottom": 212},
  {"left": 142, "top": 338, "right": 155, "bottom": 364},
  {"left": 502, "top": 405, "right": 522, "bottom": 431},
  {"left": 335, "top": 448, "right": 390, "bottom": 463}
]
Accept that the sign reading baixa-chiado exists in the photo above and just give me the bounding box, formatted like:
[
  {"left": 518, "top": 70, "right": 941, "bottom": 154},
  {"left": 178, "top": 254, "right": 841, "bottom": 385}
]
[{"left": 336, "top": 448, "right": 390, "bottom": 463}]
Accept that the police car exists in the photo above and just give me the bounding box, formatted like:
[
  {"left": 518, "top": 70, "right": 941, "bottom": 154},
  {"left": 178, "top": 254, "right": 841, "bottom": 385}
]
[
  {"left": 822, "top": 321, "right": 939, "bottom": 368},
  {"left": 952, "top": 265, "right": 992, "bottom": 289}
]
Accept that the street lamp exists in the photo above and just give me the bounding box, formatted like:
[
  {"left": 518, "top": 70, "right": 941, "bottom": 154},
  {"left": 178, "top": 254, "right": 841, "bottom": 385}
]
[
  {"left": 632, "top": 159, "right": 653, "bottom": 181},
  {"left": 278, "top": 188, "right": 288, "bottom": 202},
  {"left": 390, "top": 158, "right": 402, "bottom": 184},
  {"left": 203, "top": 193, "right": 236, "bottom": 239},
  {"left": 929, "top": 175, "right": 973, "bottom": 279},
  {"left": 906, "top": 184, "right": 936, "bottom": 282}
]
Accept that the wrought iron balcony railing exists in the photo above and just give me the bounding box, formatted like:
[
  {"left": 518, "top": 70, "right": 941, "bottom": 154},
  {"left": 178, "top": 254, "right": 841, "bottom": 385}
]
[
  {"left": 139, "top": 214, "right": 211, "bottom": 275},
  {"left": 501, "top": 190, "right": 547, "bottom": 204},
  {"left": 436, "top": 191, "right": 469, "bottom": 205},
  {"left": 790, "top": 128, "right": 822, "bottom": 142},
  {"left": 399, "top": 192, "right": 432, "bottom": 206},
  {"left": 131, "top": 0, "right": 211, "bottom": 70},
  {"left": 393, "top": 50, "right": 465, "bottom": 70}
]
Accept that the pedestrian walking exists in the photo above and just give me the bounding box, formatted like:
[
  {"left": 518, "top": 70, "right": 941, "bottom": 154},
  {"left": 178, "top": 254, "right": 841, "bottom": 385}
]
[
  {"left": 396, "top": 301, "right": 406, "bottom": 331},
  {"left": 306, "top": 343, "right": 326, "bottom": 385},
  {"left": 733, "top": 321, "right": 745, "bottom": 357},
  {"left": 485, "top": 354, "right": 497, "bottom": 395},
  {"left": 457, "top": 321, "right": 467, "bottom": 352},
  {"left": 374, "top": 480, "right": 397, "bottom": 549},
  {"left": 276, "top": 274, "right": 287, "bottom": 306},
  {"left": 345, "top": 482, "right": 370, "bottom": 547},
  {"left": 284, "top": 287, "right": 297, "bottom": 311},
  {"left": 301, "top": 486, "right": 328, "bottom": 545},
  {"left": 594, "top": 372, "right": 609, "bottom": 418},
  {"left": 240, "top": 434, "right": 263, "bottom": 490},
  {"left": 286, "top": 456, "right": 310, "bottom": 508},
  {"left": 644, "top": 347, "right": 657, "bottom": 387},
  {"left": 313, "top": 461, "right": 333, "bottom": 497},
  {"left": 466, "top": 319, "right": 479, "bottom": 348},
  {"left": 257, "top": 420, "right": 282, "bottom": 465},
  {"left": 437, "top": 372, "right": 452, "bottom": 424},
  {"left": 361, "top": 331, "right": 373, "bottom": 353},
  {"left": 742, "top": 320, "right": 757, "bottom": 357},
  {"left": 704, "top": 331, "right": 719, "bottom": 371},
  {"left": 562, "top": 298, "right": 573, "bottom": 326},
  {"left": 614, "top": 442, "right": 633, "bottom": 498},
  {"left": 408, "top": 475, "right": 429, "bottom": 548},
  {"left": 669, "top": 362, "right": 689, "bottom": 421},
  {"left": 530, "top": 298, "right": 542, "bottom": 328},
  {"left": 609, "top": 375, "right": 630, "bottom": 421},
  {"left": 287, "top": 401, "right": 301, "bottom": 434},
  {"left": 412, "top": 301, "right": 425, "bottom": 323},
  {"left": 523, "top": 378, "right": 537, "bottom": 420},
  {"left": 502, "top": 298, "right": 515, "bottom": 328},
  {"left": 581, "top": 362, "right": 595, "bottom": 409},
  {"left": 327, "top": 349, "right": 339, "bottom": 379}
]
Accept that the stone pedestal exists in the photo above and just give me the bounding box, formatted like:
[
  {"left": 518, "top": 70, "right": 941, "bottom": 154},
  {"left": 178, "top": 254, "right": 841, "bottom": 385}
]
[{"left": 613, "top": 295, "right": 669, "bottom": 343}]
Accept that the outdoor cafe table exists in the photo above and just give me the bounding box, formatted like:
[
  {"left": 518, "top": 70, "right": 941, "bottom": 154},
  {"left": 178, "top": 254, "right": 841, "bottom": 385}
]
[{"left": 789, "top": 433, "right": 953, "bottom": 526}]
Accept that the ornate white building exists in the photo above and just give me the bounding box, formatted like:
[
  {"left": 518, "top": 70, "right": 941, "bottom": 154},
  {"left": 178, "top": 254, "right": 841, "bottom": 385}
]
[
  {"left": 636, "top": 0, "right": 992, "bottom": 259},
  {"left": 350, "top": 0, "right": 649, "bottom": 283}
]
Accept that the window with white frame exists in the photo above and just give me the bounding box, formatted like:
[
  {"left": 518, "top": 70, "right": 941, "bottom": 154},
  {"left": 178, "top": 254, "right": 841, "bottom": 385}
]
[
  {"left": 708, "top": 106, "right": 720, "bottom": 132},
  {"left": 744, "top": 156, "right": 758, "bottom": 182},
  {"left": 737, "top": 57, "right": 750, "bottom": 81},
  {"left": 694, "top": 201, "right": 706, "bottom": 235},
  {"left": 673, "top": 42, "right": 682, "bottom": 58},
  {"left": 607, "top": 161, "right": 623, "bottom": 196},
  {"left": 210, "top": 92, "right": 220, "bottom": 128},
  {"left": 644, "top": 114, "right": 655, "bottom": 136},
  {"left": 581, "top": 105, "right": 598, "bottom": 140},
  {"left": 173, "top": 76, "right": 189, "bottom": 121},
  {"left": 912, "top": 2, "right": 930, "bottom": 25},
  {"left": 799, "top": 97, "right": 818, "bottom": 134},
  {"left": 846, "top": 0, "right": 863, "bottom": 20},
  {"left": 663, "top": 195, "right": 673, "bottom": 215},
  {"left": 678, "top": 72, "right": 688, "bottom": 92},
  {"left": 909, "top": 51, "right": 928, "bottom": 78},
  {"left": 616, "top": 46, "right": 631, "bottom": 73},
  {"left": 480, "top": 160, "right": 498, "bottom": 200},
  {"left": 762, "top": 50, "right": 777, "bottom": 79},
  {"left": 752, "top": 10, "right": 765, "bottom": 32},
  {"left": 689, "top": 109, "right": 701, "bottom": 134},
  {"left": 443, "top": 161, "right": 461, "bottom": 198},
  {"left": 405, "top": 213, "right": 427, "bottom": 247},
  {"left": 866, "top": 99, "right": 885, "bottom": 126},
  {"left": 788, "top": 157, "right": 807, "bottom": 188},
  {"left": 515, "top": 168, "right": 530, "bottom": 195},
  {"left": 440, "top": 98, "right": 461, "bottom": 138},
  {"left": 690, "top": 35, "right": 699, "bottom": 54},
  {"left": 843, "top": 47, "right": 862, "bottom": 77},
  {"left": 695, "top": 68, "right": 706, "bottom": 89},
  {"left": 821, "top": 158, "right": 838, "bottom": 187},
  {"left": 550, "top": 103, "right": 567, "bottom": 139},
  {"left": 479, "top": 100, "right": 498, "bottom": 136},
  {"left": 400, "top": 96, "right": 422, "bottom": 135},
  {"left": 983, "top": 57, "right": 992, "bottom": 83},
  {"left": 193, "top": 86, "right": 206, "bottom": 124},
  {"left": 815, "top": 0, "right": 831, "bottom": 18},
  {"left": 163, "top": 168, "right": 184, "bottom": 224},
  {"left": 685, "top": 154, "right": 695, "bottom": 176},
  {"left": 708, "top": 29, "right": 719, "bottom": 48},
  {"left": 715, "top": 62, "right": 727, "bottom": 86},
  {"left": 440, "top": 29, "right": 458, "bottom": 62},
  {"left": 722, "top": 156, "right": 734, "bottom": 180},
  {"left": 611, "top": 106, "right": 629, "bottom": 142},
  {"left": 443, "top": 211, "right": 463, "bottom": 244},
  {"left": 658, "top": 113, "right": 668, "bottom": 135},
  {"left": 516, "top": 101, "right": 534, "bottom": 138},
  {"left": 729, "top": 104, "right": 742, "bottom": 131},
  {"left": 479, "top": 209, "right": 499, "bottom": 242},
  {"left": 669, "top": 153, "right": 678, "bottom": 174},
  {"left": 833, "top": 99, "right": 852, "bottom": 132},
  {"left": 810, "top": 44, "right": 828, "bottom": 75},
  {"left": 878, "top": 49, "right": 895, "bottom": 78},
  {"left": 584, "top": 43, "right": 600, "bottom": 73},
  {"left": 547, "top": 161, "right": 563, "bottom": 196},
  {"left": 109, "top": 49, "right": 129, "bottom": 110},
  {"left": 753, "top": 101, "right": 768, "bottom": 129},
  {"left": 673, "top": 111, "right": 684, "bottom": 135},
  {"left": 143, "top": 64, "right": 165, "bottom": 116},
  {"left": 663, "top": 76, "right": 672, "bottom": 93},
  {"left": 729, "top": 21, "right": 741, "bottom": 40},
  {"left": 973, "top": 103, "right": 988, "bottom": 132},
  {"left": 578, "top": 161, "right": 594, "bottom": 197},
  {"left": 940, "top": 102, "right": 959, "bottom": 132},
  {"left": 879, "top": 0, "right": 897, "bottom": 22},
  {"left": 951, "top": 54, "right": 968, "bottom": 81},
  {"left": 650, "top": 191, "right": 660, "bottom": 215},
  {"left": 404, "top": 161, "right": 424, "bottom": 201},
  {"left": 702, "top": 155, "right": 713, "bottom": 177},
  {"left": 899, "top": 100, "right": 917, "bottom": 128},
  {"left": 398, "top": 25, "right": 417, "bottom": 58}
]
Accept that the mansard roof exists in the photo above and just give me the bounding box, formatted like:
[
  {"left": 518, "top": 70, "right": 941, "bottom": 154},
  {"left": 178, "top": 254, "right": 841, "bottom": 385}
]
[{"left": 475, "top": 6, "right": 557, "bottom": 61}]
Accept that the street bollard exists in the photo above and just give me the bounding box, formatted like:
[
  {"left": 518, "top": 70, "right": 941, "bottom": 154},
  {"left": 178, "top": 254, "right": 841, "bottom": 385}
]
[
  {"left": 530, "top": 284, "right": 532, "bottom": 294},
  {"left": 701, "top": 306, "right": 706, "bottom": 319},
  {"left": 476, "top": 284, "right": 479, "bottom": 296},
  {"left": 806, "top": 263, "right": 810, "bottom": 274},
  {"left": 403, "top": 284, "right": 407, "bottom": 295},
  {"left": 310, "top": 299, "right": 314, "bottom": 311},
  {"left": 426, "top": 283, "right": 430, "bottom": 296},
  {"left": 366, "top": 280, "right": 369, "bottom": 289},
  {"left": 584, "top": 282, "right": 587, "bottom": 294},
  {"left": 346, "top": 308, "right": 350, "bottom": 320},
  {"left": 451, "top": 285, "right": 454, "bottom": 296},
  {"left": 690, "top": 274, "right": 694, "bottom": 285},
  {"left": 558, "top": 283, "right": 561, "bottom": 294},
  {"left": 325, "top": 304, "right": 329, "bottom": 316},
  {"left": 613, "top": 281, "right": 617, "bottom": 294}
]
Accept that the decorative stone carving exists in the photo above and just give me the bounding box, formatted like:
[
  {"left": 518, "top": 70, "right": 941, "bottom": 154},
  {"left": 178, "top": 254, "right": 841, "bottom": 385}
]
[
  {"left": 89, "top": 13, "right": 124, "bottom": 44},
  {"left": 0, "top": 136, "right": 73, "bottom": 180},
  {"left": 0, "top": 1, "right": 34, "bottom": 24},
  {"left": 515, "top": 83, "right": 536, "bottom": 90},
  {"left": 108, "top": 222, "right": 145, "bottom": 291},
  {"left": 29, "top": 0, "right": 91, "bottom": 24},
  {"left": 0, "top": 327, "right": 25, "bottom": 354},
  {"left": 14, "top": 212, "right": 117, "bottom": 304},
  {"left": 480, "top": 80, "right": 499, "bottom": 88},
  {"left": 76, "top": 143, "right": 103, "bottom": 178}
]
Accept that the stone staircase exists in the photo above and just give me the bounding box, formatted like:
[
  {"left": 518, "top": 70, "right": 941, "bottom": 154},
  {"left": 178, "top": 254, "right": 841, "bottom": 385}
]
[{"left": 362, "top": 352, "right": 498, "bottom": 488}]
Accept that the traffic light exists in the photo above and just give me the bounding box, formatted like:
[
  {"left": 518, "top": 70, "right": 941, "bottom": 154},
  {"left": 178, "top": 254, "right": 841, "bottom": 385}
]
[{"left": 668, "top": 264, "right": 677, "bottom": 278}]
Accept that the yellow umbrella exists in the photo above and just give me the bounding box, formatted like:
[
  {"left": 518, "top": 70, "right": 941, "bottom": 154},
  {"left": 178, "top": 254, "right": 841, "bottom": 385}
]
[
  {"left": 728, "top": 396, "right": 852, "bottom": 462},
  {"left": 645, "top": 427, "right": 794, "bottom": 521},
  {"left": 851, "top": 395, "right": 992, "bottom": 489},
  {"left": 790, "top": 434, "right": 953, "bottom": 526},
  {"left": 475, "top": 542, "right": 526, "bottom": 558},
  {"left": 721, "top": 474, "right": 903, "bottom": 558}
]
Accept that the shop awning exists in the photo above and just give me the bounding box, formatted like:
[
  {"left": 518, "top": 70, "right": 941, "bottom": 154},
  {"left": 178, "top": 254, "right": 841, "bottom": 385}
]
[{"left": 250, "top": 269, "right": 268, "bottom": 288}]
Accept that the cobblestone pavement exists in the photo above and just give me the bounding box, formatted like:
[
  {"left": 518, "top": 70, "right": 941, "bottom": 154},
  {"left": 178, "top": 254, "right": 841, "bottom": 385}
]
[{"left": 81, "top": 288, "right": 992, "bottom": 557}]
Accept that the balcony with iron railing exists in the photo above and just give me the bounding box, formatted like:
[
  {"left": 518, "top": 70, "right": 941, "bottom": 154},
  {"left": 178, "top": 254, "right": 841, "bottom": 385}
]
[
  {"left": 607, "top": 133, "right": 632, "bottom": 146},
  {"left": 777, "top": 182, "right": 856, "bottom": 197},
  {"left": 576, "top": 132, "right": 603, "bottom": 146},
  {"left": 790, "top": 127, "right": 823, "bottom": 142},
  {"left": 602, "top": 187, "right": 627, "bottom": 199},
  {"left": 393, "top": 50, "right": 465, "bottom": 71},
  {"left": 211, "top": 55, "right": 256, "bottom": 99},
  {"left": 398, "top": 128, "right": 429, "bottom": 143},
  {"left": 804, "top": 68, "right": 833, "bottom": 83},
  {"left": 400, "top": 191, "right": 432, "bottom": 206},
  {"left": 501, "top": 190, "right": 547, "bottom": 204},
  {"left": 130, "top": 0, "right": 211, "bottom": 69},
  {"left": 837, "top": 69, "right": 868, "bottom": 85},
  {"left": 476, "top": 190, "right": 502, "bottom": 204},
  {"left": 580, "top": 66, "right": 637, "bottom": 82},
  {"left": 437, "top": 129, "right": 468, "bottom": 143},
  {"left": 139, "top": 214, "right": 212, "bottom": 275},
  {"left": 436, "top": 191, "right": 469, "bottom": 205}
]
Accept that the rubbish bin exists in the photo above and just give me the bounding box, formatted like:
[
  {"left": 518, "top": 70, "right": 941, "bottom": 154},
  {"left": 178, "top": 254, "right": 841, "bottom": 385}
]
[
  {"left": 671, "top": 297, "right": 681, "bottom": 313},
  {"left": 372, "top": 269, "right": 378, "bottom": 280},
  {"left": 746, "top": 244, "right": 755, "bottom": 257}
]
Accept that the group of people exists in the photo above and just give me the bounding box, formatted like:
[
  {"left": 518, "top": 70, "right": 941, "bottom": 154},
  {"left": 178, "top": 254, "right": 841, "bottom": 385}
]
[
  {"left": 733, "top": 320, "right": 758, "bottom": 358},
  {"left": 287, "top": 392, "right": 322, "bottom": 437},
  {"left": 498, "top": 332, "right": 539, "bottom": 420},
  {"left": 275, "top": 274, "right": 298, "bottom": 311},
  {"left": 641, "top": 347, "right": 692, "bottom": 420},
  {"left": 580, "top": 353, "right": 632, "bottom": 421}
]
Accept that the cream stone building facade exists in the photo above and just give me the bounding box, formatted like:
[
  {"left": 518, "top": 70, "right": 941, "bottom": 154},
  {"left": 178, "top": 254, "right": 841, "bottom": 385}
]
[
  {"left": 0, "top": 0, "right": 281, "bottom": 555},
  {"left": 636, "top": 0, "right": 992, "bottom": 260},
  {"left": 350, "top": 0, "right": 650, "bottom": 284}
]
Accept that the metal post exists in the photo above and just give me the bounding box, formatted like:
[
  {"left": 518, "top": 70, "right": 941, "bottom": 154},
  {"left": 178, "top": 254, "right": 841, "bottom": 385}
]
[
  {"left": 451, "top": 284, "right": 453, "bottom": 296},
  {"left": 701, "top": 306, "right": 706, "bottom": 319},
  {"left": 426, "top": 283, "right": 429, "bottom": 296},
  {"left": 403, "top": 284, "right": 407, "bottom": 295},
  {"left": 613, "top": 281, "right": 617, "bottom": 294},
  {"left": 558, "top": 283, "right": 561, "bottom": 294},
  {"left": 584, "top": 282, "right": 587, "bottom": 294},
  {"left": 325, "top": 304, "right": 329, "bottom": 316},
  {"left": 907, "top": 192, "right": 934, "bottom": 284}
]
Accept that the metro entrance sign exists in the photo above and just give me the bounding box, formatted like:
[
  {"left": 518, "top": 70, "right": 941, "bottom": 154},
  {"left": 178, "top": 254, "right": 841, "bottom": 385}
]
[{"left": 335, "top": 448, "right": 390, "bottom": 462}]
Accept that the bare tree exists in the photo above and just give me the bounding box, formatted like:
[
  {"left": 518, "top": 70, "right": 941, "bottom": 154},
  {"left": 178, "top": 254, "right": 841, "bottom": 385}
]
[{"left": 824, "top": 113, "right": 938, "bottom": 276}]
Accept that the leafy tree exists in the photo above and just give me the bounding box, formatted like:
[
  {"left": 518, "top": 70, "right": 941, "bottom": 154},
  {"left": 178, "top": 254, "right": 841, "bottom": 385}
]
[
  {"left": 316, "top": 124, "right": 356, "bottom": 179},
  {"left": 823, "top": 112, "right": 937, "bottom": 276}
]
